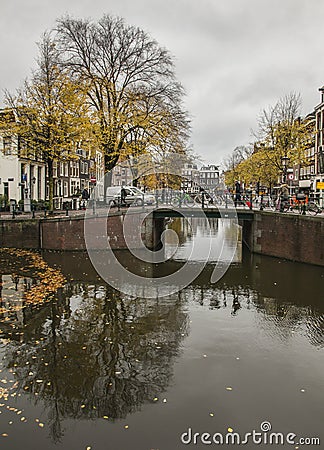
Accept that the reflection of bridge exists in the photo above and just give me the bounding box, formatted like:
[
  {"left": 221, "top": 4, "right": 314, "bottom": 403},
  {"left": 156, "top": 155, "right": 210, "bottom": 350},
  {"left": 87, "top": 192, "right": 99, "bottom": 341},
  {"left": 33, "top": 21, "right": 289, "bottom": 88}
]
[{"left": 152, "top": 207, "right": 254, "bottom": 221}]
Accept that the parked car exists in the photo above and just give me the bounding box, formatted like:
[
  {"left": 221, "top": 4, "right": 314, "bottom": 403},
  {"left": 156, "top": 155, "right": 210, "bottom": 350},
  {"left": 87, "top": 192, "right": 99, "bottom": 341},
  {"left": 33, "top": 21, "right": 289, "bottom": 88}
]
[{"left": 106, "top": 186, "right": 155, "bottom": 207}]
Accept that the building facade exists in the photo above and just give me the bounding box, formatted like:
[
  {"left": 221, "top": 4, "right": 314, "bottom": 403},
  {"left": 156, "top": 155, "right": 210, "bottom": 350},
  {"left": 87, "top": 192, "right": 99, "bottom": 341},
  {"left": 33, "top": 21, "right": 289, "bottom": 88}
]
[
  {"left": 314, "top": 86, "right": 324, "bottom": 205},
  {"left": 199, "top": 165, "right": 220, "bottom": 191}
]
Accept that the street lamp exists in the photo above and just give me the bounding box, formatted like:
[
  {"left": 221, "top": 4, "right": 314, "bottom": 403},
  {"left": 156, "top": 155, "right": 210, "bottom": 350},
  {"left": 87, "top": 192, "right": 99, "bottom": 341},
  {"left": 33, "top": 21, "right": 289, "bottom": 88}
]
[{"left": 281, "top": 156, "right": 289, "bottom": 183}]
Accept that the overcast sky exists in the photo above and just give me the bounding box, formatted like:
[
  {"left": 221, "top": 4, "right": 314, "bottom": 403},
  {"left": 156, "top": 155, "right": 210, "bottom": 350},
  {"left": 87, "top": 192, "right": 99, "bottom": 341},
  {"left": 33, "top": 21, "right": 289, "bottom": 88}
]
[{"left": 1, "top": 0, "right": 324, "bottom": 166}]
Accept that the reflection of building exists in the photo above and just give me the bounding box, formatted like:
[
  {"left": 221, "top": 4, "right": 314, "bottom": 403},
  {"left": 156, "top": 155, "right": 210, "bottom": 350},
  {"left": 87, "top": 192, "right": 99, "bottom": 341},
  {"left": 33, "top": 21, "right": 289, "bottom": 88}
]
[{"left": 0, "top": 274, "right": 33, "bottom": 328}]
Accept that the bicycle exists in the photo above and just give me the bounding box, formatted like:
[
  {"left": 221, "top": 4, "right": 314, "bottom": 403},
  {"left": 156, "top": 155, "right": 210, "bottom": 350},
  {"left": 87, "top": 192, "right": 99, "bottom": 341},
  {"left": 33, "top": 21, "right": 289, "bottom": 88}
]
[
  {"left": 289, "top": 196, "right": 322, "bottom": 216},
  {"left": 170, "top": 191, "right": 194, "bottom": 207},
  {"left": 272, "top": 196, "right": 290, "bottom": 213}
]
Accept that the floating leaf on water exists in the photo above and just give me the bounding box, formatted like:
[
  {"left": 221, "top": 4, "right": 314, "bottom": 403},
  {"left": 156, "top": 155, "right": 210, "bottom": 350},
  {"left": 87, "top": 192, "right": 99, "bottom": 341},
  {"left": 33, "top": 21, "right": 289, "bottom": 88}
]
[
  {"left": 228, "top": 427, "right": 233, "bottom": 433},
  {"left": 209, "top": 413, "right": 214, "bottom": 417},
  {"left": 226, "top": 387, "right": 233, "bottom": 391}
]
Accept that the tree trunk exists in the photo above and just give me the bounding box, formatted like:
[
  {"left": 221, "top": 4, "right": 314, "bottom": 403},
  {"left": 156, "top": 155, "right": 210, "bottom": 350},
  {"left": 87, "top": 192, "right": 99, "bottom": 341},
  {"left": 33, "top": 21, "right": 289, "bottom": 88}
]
[{"left": 103, "top": 152, "right": 119, "bottom": 202}]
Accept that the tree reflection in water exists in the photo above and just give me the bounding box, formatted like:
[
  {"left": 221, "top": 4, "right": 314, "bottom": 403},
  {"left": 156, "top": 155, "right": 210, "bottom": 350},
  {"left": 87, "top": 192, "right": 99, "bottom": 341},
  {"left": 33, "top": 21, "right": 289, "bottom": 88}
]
[
  {"left": 0, "top": 245, "right": 323, "bottom": 445},
  {"left": 3, "top": 283, "right": 189, "bottom": 442}
]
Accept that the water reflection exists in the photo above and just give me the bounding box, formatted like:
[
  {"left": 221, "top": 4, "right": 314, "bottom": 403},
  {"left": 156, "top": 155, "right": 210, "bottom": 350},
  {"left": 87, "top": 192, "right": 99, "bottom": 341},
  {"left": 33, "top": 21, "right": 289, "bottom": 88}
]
[
  {"left": 2, "top": 282, "right": 189, "bottom": 442},
  {"left": 165, "top": 218, "right": 242, "bottom": 262},
  {"left": 0, "top": 232, "right": 323, "bottom": 448}
]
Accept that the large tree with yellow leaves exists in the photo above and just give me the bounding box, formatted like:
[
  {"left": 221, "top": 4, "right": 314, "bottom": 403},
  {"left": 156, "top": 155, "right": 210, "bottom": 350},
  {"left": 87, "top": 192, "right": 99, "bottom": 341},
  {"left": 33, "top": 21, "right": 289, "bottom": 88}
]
[{"left": 56, "top": 15, "right": 190, "bottom": 190}]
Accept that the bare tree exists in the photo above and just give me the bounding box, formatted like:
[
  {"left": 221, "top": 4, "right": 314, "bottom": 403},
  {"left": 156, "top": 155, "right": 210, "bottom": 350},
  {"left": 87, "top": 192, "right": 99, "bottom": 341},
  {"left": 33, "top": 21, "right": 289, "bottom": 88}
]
[{"left": 55, "top": 15, "right": 190, "bottom": 190}]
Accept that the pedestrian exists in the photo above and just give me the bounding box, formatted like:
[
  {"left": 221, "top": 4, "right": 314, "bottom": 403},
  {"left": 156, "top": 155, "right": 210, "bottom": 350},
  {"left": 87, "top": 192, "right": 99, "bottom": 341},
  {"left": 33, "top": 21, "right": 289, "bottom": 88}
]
[
  {"left": 81, "top": 188, "right": 89, "bottom": 200},
  {"left": 278, "top": 183, "right": 289, "bottom": 212},
  {"left": 234, "top": 181, "right": 241, "bottom": 207},
  {"left": 120, "top": 186, "right": 127, "bottom": 206},
  {"left": 81, "top": 188, "right": 89, "bottom": 209}
]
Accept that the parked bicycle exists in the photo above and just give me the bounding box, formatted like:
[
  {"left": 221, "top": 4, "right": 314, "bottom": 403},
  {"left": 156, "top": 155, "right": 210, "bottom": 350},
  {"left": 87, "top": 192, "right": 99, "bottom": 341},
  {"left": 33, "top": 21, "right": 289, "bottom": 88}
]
[
  {"left": 170, "top": 191, "right": 195, "bottom": 207},
  {"left": 289, "top": 196, "right": 322, "bottom": 215}
]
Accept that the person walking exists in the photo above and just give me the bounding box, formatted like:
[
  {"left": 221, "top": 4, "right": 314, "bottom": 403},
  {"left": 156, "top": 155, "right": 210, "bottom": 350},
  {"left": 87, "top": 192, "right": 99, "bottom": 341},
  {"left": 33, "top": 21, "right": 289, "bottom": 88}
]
[
  {"left": 234, "top": 181, "right": 241, "bottom": 207},
  {"left": 120, "top": 186, "right": 127, "bottom": 207},
  {"left": 277, "top": 183, "right": 289, "bottom": 212},
  {"left": 81, "top": 188, "right": 89, "bottom": 210}
]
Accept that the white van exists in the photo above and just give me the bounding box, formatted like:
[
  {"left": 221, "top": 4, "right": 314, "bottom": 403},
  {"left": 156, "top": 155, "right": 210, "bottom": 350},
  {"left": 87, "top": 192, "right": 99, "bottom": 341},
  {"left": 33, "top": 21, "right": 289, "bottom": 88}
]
[{"left": 106, "top": 186, "right": 155, "bottom": 207}]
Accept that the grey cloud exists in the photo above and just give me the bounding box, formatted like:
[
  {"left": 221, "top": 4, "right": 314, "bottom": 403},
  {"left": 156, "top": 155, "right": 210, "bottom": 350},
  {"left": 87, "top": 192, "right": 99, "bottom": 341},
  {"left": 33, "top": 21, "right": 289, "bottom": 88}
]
[{"left": 1, "top": 0, "right": 324, "bottom": 164}]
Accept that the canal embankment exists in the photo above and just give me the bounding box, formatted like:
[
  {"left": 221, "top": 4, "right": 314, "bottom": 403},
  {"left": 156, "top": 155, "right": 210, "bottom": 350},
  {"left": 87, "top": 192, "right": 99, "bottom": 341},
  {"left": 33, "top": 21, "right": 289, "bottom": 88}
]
[{"left": 0, "top": 210, "right": 323, "bottom": 266}]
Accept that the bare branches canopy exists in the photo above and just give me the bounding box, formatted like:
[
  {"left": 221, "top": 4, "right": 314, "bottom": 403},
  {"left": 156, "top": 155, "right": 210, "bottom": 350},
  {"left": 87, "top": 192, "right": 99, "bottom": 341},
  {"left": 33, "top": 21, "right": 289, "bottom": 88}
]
[{"left": 55, "top": 14, "right": 190, "bottom": 171}]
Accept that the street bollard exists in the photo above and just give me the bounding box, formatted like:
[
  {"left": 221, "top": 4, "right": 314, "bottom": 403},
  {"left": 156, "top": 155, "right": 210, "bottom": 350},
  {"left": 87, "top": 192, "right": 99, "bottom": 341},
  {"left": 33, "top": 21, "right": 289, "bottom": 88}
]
[
  {"left": 12, "top": 205, "right": 16, "bottom": 220},
  {"left": 260, "top": 194, "right": 264, "bottom": 210},
  {"left": 65, "top": 205, "right": 69, "bottom": 216},
  {"left": 202, "top": 191, "right": 205, "bottom": 209},
  {"left": 117, "top": 196, "right": 121, "bottom": 212},
  {"left": 249, "top": 193, "right": 253, "bottom": 210},
  {"left": 32, "top": 205, "right": 35, "bottom": 219}
]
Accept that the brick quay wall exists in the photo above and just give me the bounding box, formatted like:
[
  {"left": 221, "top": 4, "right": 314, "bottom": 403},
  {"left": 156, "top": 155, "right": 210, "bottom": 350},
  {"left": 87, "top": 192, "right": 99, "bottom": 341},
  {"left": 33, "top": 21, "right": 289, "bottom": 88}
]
[
  {"left": 0, "top": 211, "right": 323, "bottom": 266},
  {"left": 242, "top": 211, "right": 324, "bottom": 266}
]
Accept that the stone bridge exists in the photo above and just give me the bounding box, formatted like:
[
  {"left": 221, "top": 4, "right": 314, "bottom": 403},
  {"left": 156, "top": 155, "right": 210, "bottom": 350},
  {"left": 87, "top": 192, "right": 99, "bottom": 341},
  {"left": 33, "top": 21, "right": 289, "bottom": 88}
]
[{"left": 0, "top": 208, "right": 323, "bottom": 266}]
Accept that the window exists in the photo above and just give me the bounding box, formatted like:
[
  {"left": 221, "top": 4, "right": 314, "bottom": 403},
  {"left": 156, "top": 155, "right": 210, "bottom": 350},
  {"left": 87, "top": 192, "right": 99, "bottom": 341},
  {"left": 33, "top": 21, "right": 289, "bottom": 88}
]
[
  {"left": 60, "top": 163, "right": 64, "bottom": 176},
  {"left": 65, "top": 163, "right": 69, "bottom": 177},
  {"left": 53, "top": 161, "right": 58, "bottom": 177},
  {"left": 70, "top": 180, "right": 79, "bottom": 194},
  {"left": 63, "top": 181, "right": 68, "bottom": 197},
  {"left": 3, "top": 136, "right": 12, "bottom": 155},
  {"left": 84, "top": 162, "right": 88, "bottom": 174}
]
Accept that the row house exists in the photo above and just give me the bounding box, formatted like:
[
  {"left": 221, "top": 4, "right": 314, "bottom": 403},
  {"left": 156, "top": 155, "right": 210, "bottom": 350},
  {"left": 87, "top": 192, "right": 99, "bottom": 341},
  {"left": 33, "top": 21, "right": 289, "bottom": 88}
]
[
  {"left": 0, "top": 109, "right": 98, "bottom": 210},
  {"left": 291, "top": 112, "right": 316, "bottom": 193},
  {"left": 0, "top": 110, "right": 46, "bottom": 211},
  {"left": 314, "top": 86, "right": 324, "bottom": 205},
  {"left": 49, "top": 149, "right": 94, "bottom": 209},
  {"left": 181, "top": 163, "right": 200, "bottom": 193},
  {"left": 199, "top": 165, "right": 220, "bottom": 191}
]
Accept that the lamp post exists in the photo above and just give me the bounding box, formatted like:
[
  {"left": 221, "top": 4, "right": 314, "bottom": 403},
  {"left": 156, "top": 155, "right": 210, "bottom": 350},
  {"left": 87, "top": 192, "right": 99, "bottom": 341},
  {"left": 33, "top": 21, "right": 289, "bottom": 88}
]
[
  {"left": 23, "top": 175, "right": 36, "bottom": 213},
  {"left": 57, "top": 178, "right": 62, "bottom": 209},
  {"left": 281, "top": 156, "right": 289, "bottom": 184}
]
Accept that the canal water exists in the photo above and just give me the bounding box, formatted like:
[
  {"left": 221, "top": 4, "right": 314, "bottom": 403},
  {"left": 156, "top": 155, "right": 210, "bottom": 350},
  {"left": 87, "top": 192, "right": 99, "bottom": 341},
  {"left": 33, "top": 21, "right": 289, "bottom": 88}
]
[{"left": 0, "top": 219, "right": 323, "bottom": 449}]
